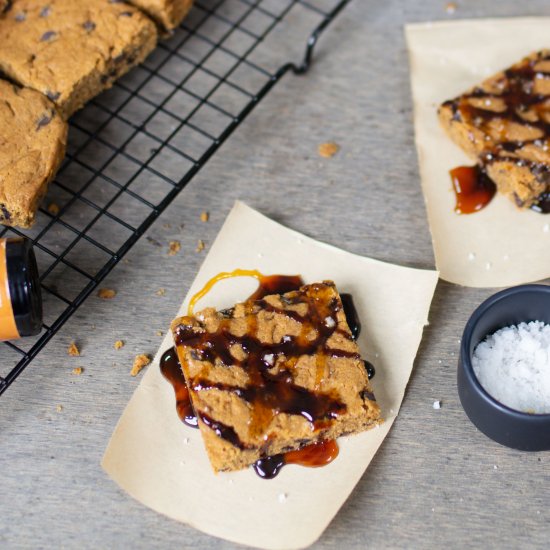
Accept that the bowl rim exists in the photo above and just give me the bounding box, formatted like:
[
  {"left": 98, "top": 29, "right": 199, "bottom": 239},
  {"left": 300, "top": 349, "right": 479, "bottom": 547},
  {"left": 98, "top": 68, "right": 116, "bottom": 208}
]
[{"left": 460, "top": 283, "right": 550, "bottom": 420}]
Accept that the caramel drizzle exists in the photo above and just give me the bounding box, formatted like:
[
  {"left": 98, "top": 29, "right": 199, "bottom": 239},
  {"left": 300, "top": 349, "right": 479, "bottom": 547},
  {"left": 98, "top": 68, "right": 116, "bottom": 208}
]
[{"left": 175, "top": 281, "right": 357, "bottom": 443}]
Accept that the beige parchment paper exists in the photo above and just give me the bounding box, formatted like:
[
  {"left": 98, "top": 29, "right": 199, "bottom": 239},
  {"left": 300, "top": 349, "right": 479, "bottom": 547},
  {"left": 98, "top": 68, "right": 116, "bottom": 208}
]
[
  {"left": 406, "top": 18, "right": 550, "bottom": 288},
  {"left": 102, "top": 201, "right": 438, "bottom": 549}
]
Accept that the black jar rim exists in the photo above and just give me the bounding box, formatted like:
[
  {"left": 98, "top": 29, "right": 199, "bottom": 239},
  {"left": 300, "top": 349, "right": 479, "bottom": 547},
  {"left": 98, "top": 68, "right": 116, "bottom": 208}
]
[{"left": 6, "top": 237, "right": 42, "bottom": 337}]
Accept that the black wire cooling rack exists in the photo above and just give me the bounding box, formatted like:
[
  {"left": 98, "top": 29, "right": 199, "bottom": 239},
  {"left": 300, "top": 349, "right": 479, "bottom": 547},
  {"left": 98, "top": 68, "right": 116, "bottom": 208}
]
[{"left": 0, "top": 0, "right": 350, "bottom": 395}]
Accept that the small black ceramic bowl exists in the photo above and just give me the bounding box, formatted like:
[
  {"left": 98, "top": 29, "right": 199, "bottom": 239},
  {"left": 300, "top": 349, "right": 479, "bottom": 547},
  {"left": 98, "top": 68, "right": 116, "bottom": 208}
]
[{"left": 458, "top": 284, "right": 550, "bottom": 451}]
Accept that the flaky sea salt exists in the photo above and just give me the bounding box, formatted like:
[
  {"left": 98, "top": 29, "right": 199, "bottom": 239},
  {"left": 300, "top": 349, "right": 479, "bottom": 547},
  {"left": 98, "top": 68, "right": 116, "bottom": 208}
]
[{"left": 472, "top": 321, "right": 550, "bottom": 413}]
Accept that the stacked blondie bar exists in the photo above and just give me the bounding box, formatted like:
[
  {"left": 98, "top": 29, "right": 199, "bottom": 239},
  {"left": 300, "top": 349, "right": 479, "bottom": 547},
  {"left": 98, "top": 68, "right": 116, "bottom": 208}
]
[{"left": 0, "top": 0, "right": 193, "bottom": 227}]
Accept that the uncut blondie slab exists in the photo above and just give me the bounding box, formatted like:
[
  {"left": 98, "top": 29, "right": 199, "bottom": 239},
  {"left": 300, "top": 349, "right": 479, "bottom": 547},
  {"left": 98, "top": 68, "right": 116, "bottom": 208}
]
[
  {"left": 439, "top": 50, "right": 550, "bottom": 209},
  {"left": 0, "top": 0, "right": 157, "bottom": 119},
  {"left": 0, "top": 79, "right": 67, "bottom": 227},
  {"left": 128, "top": 0, "right": 193, "bottom": 32},
  {"left": 171, "top": 281, "right": 381, "bottom": 472}
]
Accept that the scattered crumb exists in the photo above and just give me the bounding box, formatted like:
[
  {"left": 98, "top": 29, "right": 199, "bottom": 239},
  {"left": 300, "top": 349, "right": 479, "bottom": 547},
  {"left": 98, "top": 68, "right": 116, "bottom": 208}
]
[
  {"left": 168, "top": 240, "right": 181, "bottom": 256},
  {"left": 67, "top": 342, "right": 80, "bottom": 357},
  {"left": 196, "top": 239, "right": 205, "bottom": 252},
  {"left": 155, "top": 288, "right": 166, "bottom": 296},
  {"left": 445, "top": 2, "right": 457, "bottom": 14},
  {"left": 47, "top": 202, "right": 60, "bottom": 216},
  {"left": 155, "top": 330, "right": 163, "bottom": 337},
  {"left": 163, "top": 223, "right": 171, "bottom": 229},
  {"left": 56, "top": 404, "right": 63, "bottom": 413},
  {"left": 544, "top": 224, "right": 549, "bottom": 233},
  {"left": 433, "top": 400, "right": 442, "bottom": 410},
  {"left": 318, "top": 141, "right": 340, "bottom": 158},
  {"left": 278, "top": 493, "right": 288, "bottom": 503},
  {"left": 493, "top": 464, "right": 498, "bottom": 470},
  {"left": 131, "top": 354, "right": 151, "bottom": 376},
  {"left": 200, "top": 211, "right": 209, "bottom": 222},
  {"left": 98, "top": 288, "right": 116, "bottom": 299},
  {"left": 114, "top": 340, "right": 124, "bottom": 350},
  {"left": 71, "top": 367, "right": 83, "bottom": 375},
  {"left": 183, "top": 437, "right": 189, "bottom": 444}
]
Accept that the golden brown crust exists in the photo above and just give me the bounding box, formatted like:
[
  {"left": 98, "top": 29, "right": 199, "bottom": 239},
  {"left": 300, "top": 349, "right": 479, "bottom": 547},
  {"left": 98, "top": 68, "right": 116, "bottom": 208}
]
[
  {"left": 0, "top": 0, "right": 158, "bottom": 119},
  {"left": 438, "top": 50, "right": 550, "bottom": 208},
  {"left": 0, "top": 80, "right": 67, "bottom": 227},
  {"left": 171, "top": 281, "right": 381, "bottom": 472},
  {"left": 128, "top": 0, "right": 193, "bottom": 32}
]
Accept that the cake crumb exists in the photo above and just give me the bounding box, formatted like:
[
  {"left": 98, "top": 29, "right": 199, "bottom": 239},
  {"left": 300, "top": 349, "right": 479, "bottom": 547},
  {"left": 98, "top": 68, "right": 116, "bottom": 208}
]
[
  {"left": 47, "top": 202, "right": 60, "bottom": 216},
  {"left": 56, "top": 404, "right": 63, "bottom": 413},
  {"left": 114, "top": 340, "right": 124, "bottom": 350},
  {"left": 445, "top": 2, "right": 457, "bottom": 13},
  {"left": 318, "top": 142, "right": 340, "bottom": 158},
  {"left": 98, "top": 288, "right": 116, "bottom": 299},
  {"left": 155, "top": 330, "right": 163, "bottom": 337},
  {"left": 196, "top": 239, "right": 205, "bottom": 252},
  {"left": 131, "top": 354, "right": 151, "bottom": 376},
  {"left": 67, "top": 342, "right": 80, "bottom": 356},
  {"left": 168, "top": 240, "right": 181, "bottom": 256},
  {"left": 278, "top": 493, "right": 288, "bottom": 503},
  {"left": 433, "top": 400, "right": 442, "bottom": 409},
  {"left": 155, "top": 288, "right": 166, "bottom": 296},
  {"left": 71, "top": 367, "right": 83, "bottom": 375},
  {"left": 200, "top": 211, "right": 209, "bottom": 222}
]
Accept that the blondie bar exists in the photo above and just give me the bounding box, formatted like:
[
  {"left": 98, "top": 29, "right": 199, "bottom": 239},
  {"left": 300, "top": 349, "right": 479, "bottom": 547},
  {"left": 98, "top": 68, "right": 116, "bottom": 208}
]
[
  {"left": 0, "top": 0, "right": 157, "bottom": 119},
  {"left": 128, "top": 0, "right": 193, "bottom": 32},
  {"left": 171, "top": 281, "right": 381, "bottom": 472},
  {"left": 0, "top": 79, "right": 67, "bottom": 227},
  {"left": 439, "top": 50, "right": 550, "bottom": 209}
]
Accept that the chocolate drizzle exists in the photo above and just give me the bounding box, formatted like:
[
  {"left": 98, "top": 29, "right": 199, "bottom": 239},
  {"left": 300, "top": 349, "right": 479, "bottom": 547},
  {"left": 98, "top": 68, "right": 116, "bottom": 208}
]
[
  {"left": 174, "top": 281, "right": 355, "bottom": 438},
  {"left": 161, "top": 274, "right": 370, "bottom": 479},
  {"left": 445, "top": 50, "right": 550, "bottom": 212},
  {"left": 340, "top": 293, "right": 361, "bottom": 339},
  {"left": 159, "top": 347, "right": 198, "bottom": 428},
  {"left": 253, "top": 439, "right": 339, "bottom": 479},
  {"left": 364, "top": 360, "right": 375, "bottom": 380},
  {"left": 199, "top": 412, "right": 248, "bottom": 449}
]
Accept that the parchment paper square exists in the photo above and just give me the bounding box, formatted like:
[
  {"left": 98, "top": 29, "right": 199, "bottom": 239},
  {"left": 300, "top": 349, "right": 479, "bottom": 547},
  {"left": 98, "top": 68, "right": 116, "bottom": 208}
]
[
  {"left": 102, "top": 202, "right": 438, "bottom": 549},
  {"left": 406, "top": 18, "right": 550, "bottom": 288}
]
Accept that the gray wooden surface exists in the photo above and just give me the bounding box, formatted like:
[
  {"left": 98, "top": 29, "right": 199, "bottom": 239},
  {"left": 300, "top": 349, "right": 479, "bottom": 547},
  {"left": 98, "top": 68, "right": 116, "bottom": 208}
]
[{"left": 2, "top": 1, "right": 550, "bottom": 548}]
